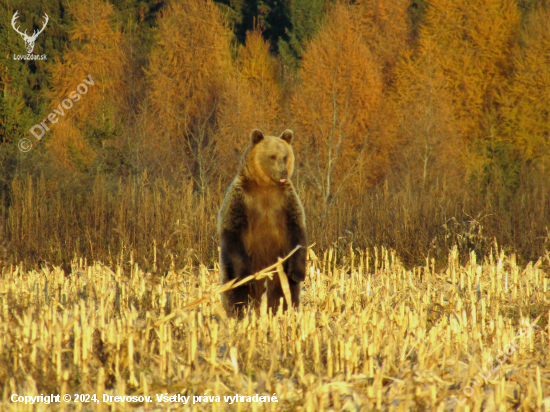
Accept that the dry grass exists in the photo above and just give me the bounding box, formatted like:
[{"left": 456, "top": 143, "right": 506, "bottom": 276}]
[
  {"left": 0, "top": 245, "right": 549, "bottom": 411},
  {"left": 3, "top": 173, "right": 550, "bottom": 272}
]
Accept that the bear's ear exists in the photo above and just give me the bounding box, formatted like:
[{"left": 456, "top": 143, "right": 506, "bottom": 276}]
[
  {"left": 280, "top": 129, "right": 293, "bottom": 144},
  {"left": 251, "top": 129, "right": 264, "bottom": 144}
]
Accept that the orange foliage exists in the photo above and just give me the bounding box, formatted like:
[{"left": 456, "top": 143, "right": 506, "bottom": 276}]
[
  {"left": 355, "top": 0, "right": 411, "bottom": 83},
  {"left": 500, "top": 7, "right": 550, "bottom": 165},
  {"left": 47, "top": 0, "right": 125, "bottom": 170},
  {"left": 393, "top": 49, "right": 466, "bottom": 188},
  {"left": 217, "top": 30, "right": 284, "bottom": 178},
  {"left": 236, "top": 30, "right": 283, "bottom": 133},
  {"left": 46, "top": 122, "right": 96, "bottom": 171},
  {"left": 419, "top": 0, "right": 520, "bottom": 144},
  {"left": 390, "top": 0, "right": 521, "bottom": 183},
  {"left": 291, "top": 3, "right": 387, "bottom": 208},
  {"left": 144, "top": 0, "right": 234, "bottom": 189},
  {"left": 49, "top": 0, "right": 125, "bottom": 120}
]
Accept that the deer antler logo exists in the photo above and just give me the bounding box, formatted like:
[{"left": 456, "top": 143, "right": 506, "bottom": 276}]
[{"left": 11, "top": 11, "right": 49, "bottom": 54}]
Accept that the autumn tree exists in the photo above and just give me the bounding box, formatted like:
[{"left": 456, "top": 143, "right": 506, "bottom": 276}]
[
  {"left": 47, "top": 0, "right": 126, "bottom": 171},
  {"left": 355, "top": 0, "right": 411, "bottom": 84},
  {"left": 392, "top": 46, "right": 466, "bottom": 190},
  {"left": 291, "top": 3, "right": 387, "bottom": 211},
  {"left": 217, "top": 29, "right": 284, "bottom": 179},
  {"left": 390, "top": 0, "right": 521, "bottom": 191},
  {"left": 144, "top": 0, "right": 234, "bottom": 193},
  {"left": 500, "top": 6, "right": 550, "bottom": 170},
  {"left": 419, "top": 0, "right": 520, "bottom": 147}
]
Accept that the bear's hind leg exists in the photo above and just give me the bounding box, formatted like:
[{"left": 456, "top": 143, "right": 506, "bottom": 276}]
[
  {"left": 266, "top": 277, "right": 283, "bottom": 314},
  {"left": 267, "top": 276, "right": 301, "bottom": 313},
  {"left": 289, "top": 278, "right": 301, "bottom": 308},
  {"left": 222, "top": 284, "right": 253, "bottom": 318}
]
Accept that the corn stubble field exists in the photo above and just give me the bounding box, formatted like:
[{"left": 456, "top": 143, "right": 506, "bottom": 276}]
[{"left": 0, "top": 246, "right": 549, "bottom": 411}]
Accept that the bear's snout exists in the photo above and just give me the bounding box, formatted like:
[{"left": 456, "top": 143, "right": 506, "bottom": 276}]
[{"left": 278, "top": 166, "right": 288, "bottom": 183}]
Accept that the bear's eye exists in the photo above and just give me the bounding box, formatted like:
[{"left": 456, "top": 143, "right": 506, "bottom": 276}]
[
  {"left": 284, "top": 156, "right": 288, "bottom": 162},
  {"left": 270, "top": 155, "right": 277, "bottom": 161}
]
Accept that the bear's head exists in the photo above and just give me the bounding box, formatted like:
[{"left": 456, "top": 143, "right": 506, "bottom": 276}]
[{"left": 243, "top": 129, "right": 295, "bottom": 187}]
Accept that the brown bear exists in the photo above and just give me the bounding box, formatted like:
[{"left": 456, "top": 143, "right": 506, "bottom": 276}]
[{"left": 218, "top": 129, "right": 307, "bottom": 317}]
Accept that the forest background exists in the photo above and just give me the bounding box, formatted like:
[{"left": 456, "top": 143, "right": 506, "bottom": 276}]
[{"left": 1, "top": 0, "right": 550, "bottom": 272}]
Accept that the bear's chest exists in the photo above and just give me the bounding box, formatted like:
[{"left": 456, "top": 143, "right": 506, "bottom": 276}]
[{"left": 243, "top": 189, "right": 288, "bottom": 269}]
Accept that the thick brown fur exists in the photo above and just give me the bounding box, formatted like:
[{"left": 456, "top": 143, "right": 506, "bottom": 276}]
[{"left": 218, "top": 129, "right": 307, "bottom": 317}]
